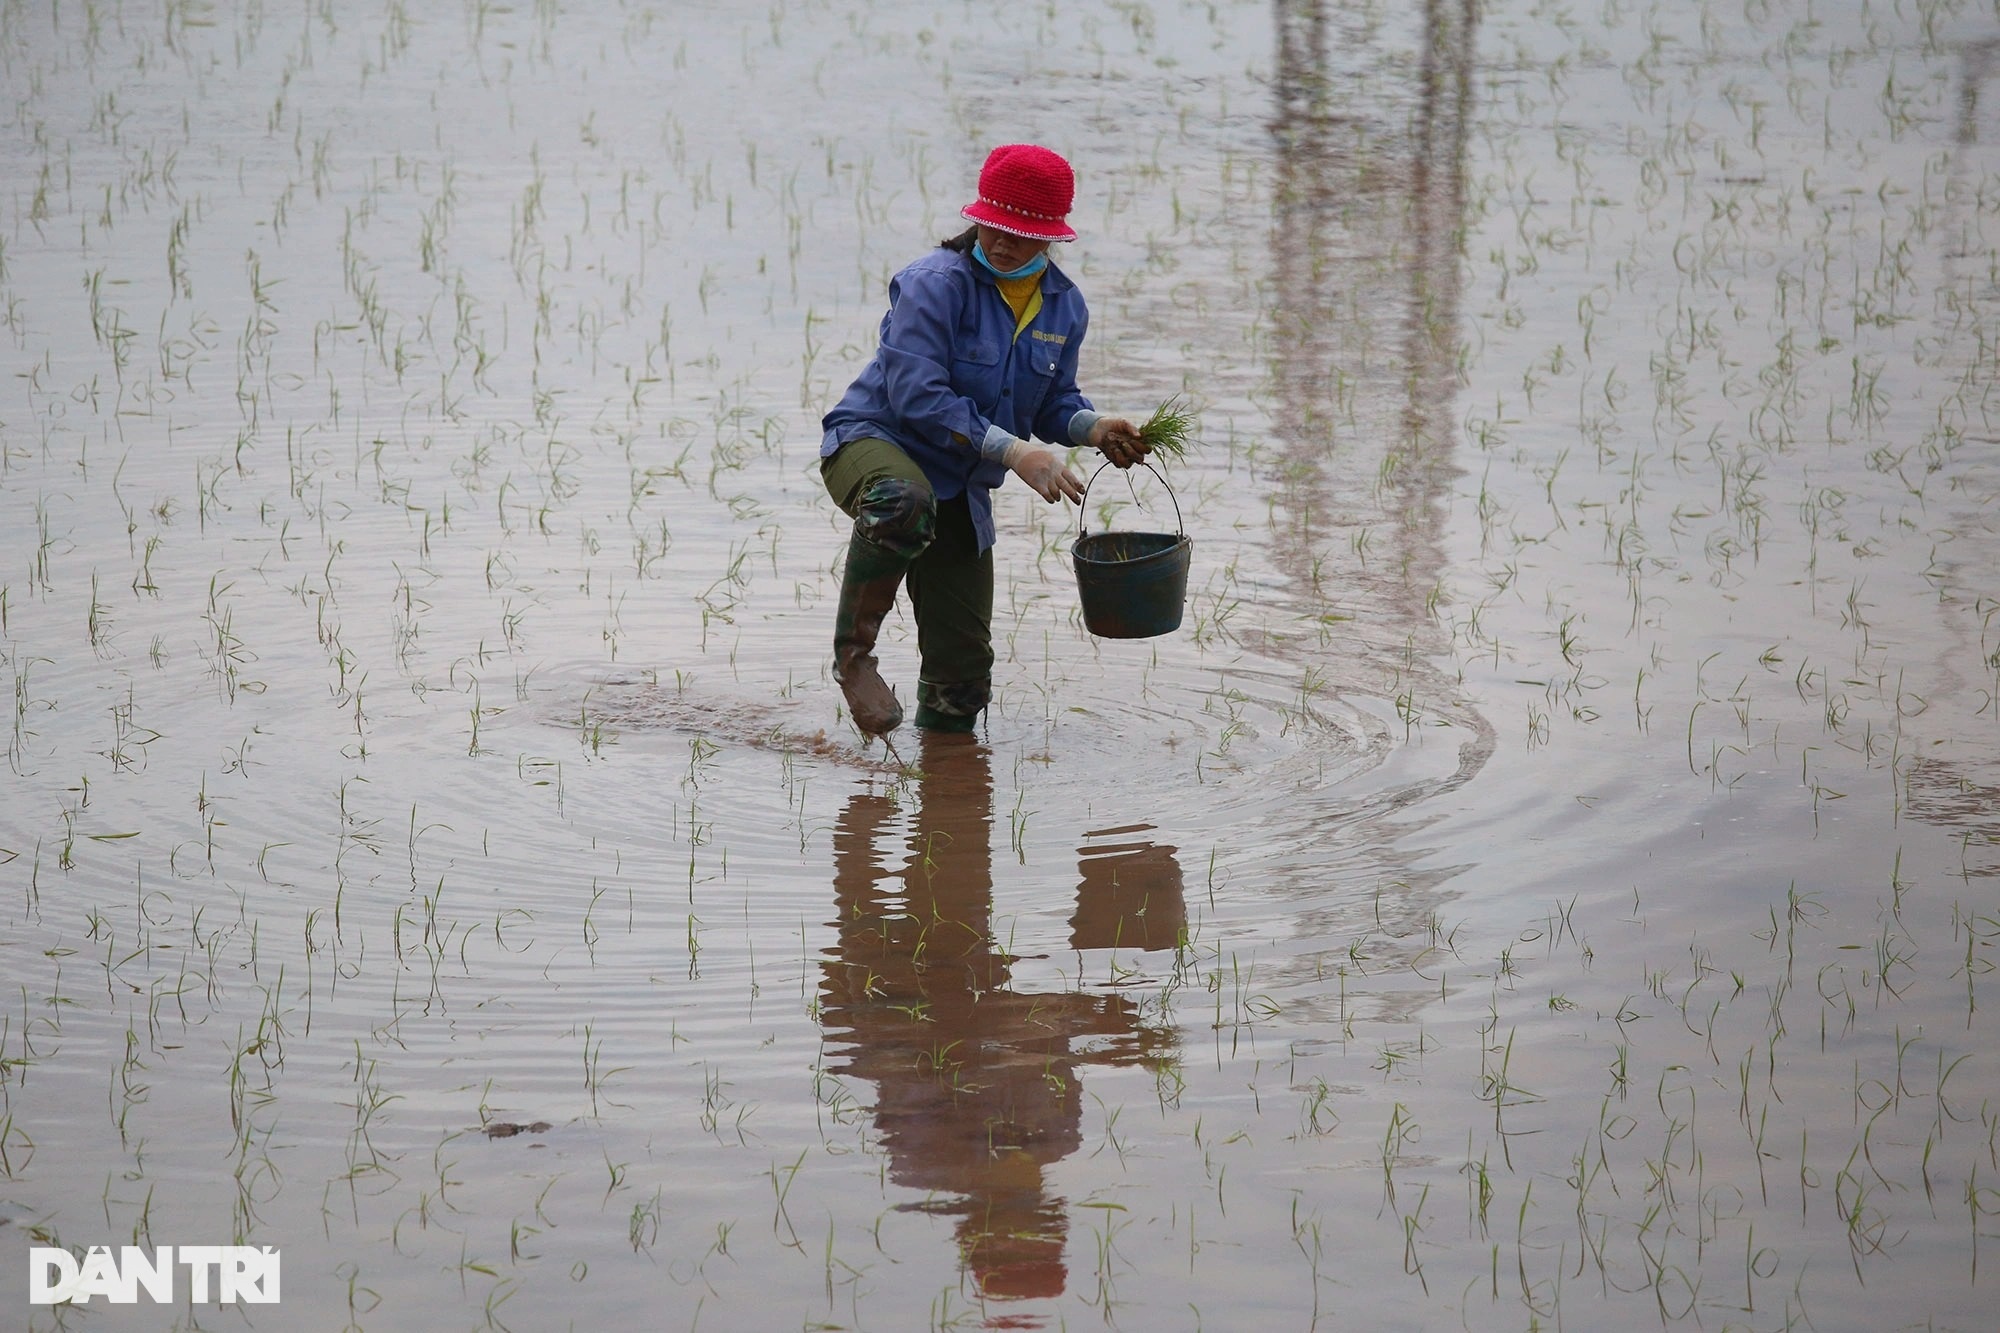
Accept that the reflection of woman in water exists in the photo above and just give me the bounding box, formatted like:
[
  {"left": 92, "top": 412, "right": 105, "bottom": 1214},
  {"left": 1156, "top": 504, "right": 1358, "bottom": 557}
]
[
  {"left": 821, "top": 734, "right": 1178, "bottom": 1303},
  {"left": 819, "top": 144, "right": 1148, "bottom": 738}
]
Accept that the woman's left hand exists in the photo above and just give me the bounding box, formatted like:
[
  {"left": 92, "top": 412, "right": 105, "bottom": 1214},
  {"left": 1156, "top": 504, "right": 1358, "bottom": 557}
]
[
  {"left": 1089, "top": 418, "right": 1148, "bottom": 469},
  {"left": 1008, "top": 445, "right": 1086, "bottom": 503}
]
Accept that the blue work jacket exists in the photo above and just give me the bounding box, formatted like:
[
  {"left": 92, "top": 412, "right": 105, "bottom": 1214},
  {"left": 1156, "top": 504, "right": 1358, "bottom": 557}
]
[{"left": 821, "top": 246, "right": 1095, "bottom": 553}]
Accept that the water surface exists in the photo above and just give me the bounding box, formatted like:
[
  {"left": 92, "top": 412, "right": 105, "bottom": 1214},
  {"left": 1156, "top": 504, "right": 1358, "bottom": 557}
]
[{"left": 3, "top": 0, "right": 2000, "bottom": 1327}]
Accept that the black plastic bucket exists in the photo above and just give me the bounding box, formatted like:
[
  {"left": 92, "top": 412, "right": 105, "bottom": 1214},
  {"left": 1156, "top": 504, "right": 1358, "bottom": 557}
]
[{"left": 1071, "top": 462, "right": 1192, "bottom": 639}]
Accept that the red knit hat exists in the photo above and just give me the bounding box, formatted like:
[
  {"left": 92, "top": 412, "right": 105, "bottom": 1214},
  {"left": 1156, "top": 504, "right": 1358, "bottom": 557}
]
[{"left": 961, "top": 144, "right": 1077, "bottom": 242}]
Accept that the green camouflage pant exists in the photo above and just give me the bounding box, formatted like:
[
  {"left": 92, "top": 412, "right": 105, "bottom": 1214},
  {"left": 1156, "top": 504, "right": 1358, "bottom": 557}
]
[{"left": 823, "top": 438, "right": 994, "bottom": 731}]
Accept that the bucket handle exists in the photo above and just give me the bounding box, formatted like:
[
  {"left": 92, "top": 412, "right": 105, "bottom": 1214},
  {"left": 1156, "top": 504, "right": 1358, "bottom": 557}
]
[{"left": 1077, "top": 461, "right": 1184, "bottom": 541}]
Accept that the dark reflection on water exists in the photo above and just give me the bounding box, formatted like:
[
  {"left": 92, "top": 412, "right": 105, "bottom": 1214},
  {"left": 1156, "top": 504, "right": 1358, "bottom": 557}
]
[
  {"left": 1268, "top": 0, "right": 1478, "bottom": 606},
  {"left": 1905, "top": 756, "right": 2000, "bottom": 878},
  {"left": 1956, "top": 36, "right": 2000, "bottom": 147},
  {"left": 1071, "top": 825, "right": 1187, "bottom": 953},
  {"left": 1257, "top": 0, "right": 1492, "bottom": 947},
  {"left": 1402, "top": 0, "right": 1479, "bottom": 477},
  {"left": 821, "top": 735, "right": 1178, "bottom": 1312}
]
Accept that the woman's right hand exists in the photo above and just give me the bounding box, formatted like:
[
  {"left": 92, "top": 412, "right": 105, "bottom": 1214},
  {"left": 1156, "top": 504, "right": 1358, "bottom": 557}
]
[
  {"left": 1088, "top": 417, "right": 1148, "bottom": 469},
  {"left": 1008, "top": 444, "right": 1084, "bottom": 503}
]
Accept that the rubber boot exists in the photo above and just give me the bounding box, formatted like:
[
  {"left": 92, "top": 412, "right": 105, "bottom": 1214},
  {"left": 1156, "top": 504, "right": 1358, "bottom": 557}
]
[
  {"left": 833, "top": 532, "right": 912, "bottom": 736},
  {"left": 915, "top": 678, "right": 990, "bottom": 733}
]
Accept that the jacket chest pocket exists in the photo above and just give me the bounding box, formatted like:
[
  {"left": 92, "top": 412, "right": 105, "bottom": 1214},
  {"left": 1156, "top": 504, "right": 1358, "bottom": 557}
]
[
  {"left": 1015, "top": 346, "right": 1060, "bottom": 416},
  {"left": 951, "top": 339, "right": 1003, "bottom": 402}
]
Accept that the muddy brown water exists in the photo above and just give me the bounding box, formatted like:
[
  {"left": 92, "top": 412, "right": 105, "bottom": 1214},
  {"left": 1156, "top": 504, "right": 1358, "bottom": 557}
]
[{"left": 3, "top": 0, "right": 2000, "bottom": 1327}]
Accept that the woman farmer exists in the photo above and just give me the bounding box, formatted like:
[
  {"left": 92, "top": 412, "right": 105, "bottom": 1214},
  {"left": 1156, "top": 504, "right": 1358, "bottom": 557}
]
[{"left": 820, "top": 144, "right": 1147, "bottom": 736}]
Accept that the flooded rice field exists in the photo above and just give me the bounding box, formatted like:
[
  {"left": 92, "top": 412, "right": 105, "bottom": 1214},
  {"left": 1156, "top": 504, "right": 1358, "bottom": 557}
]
[{"left": 4, "top": 0, "right": 2000, "bottom": 1326}]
